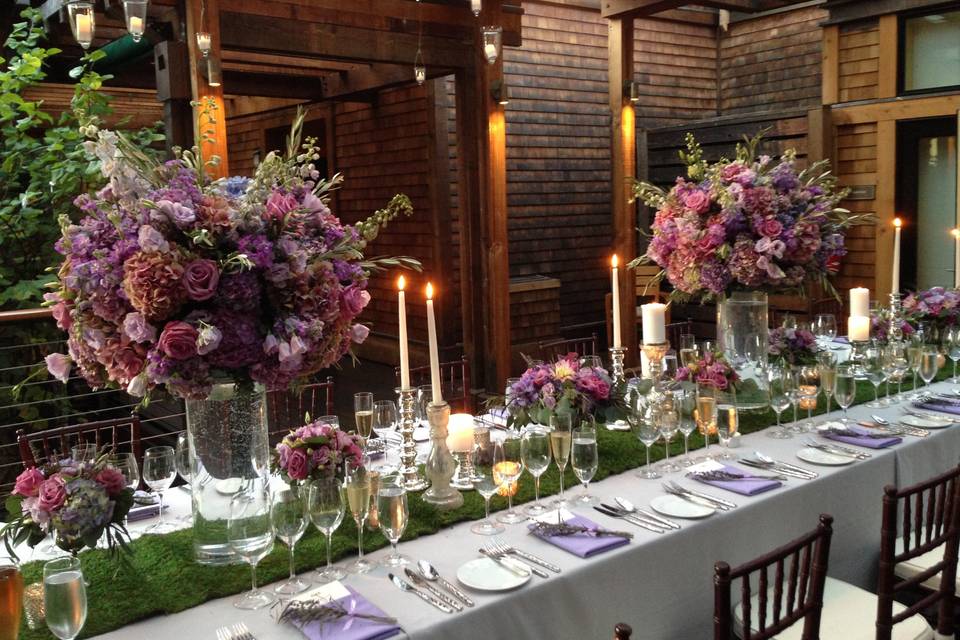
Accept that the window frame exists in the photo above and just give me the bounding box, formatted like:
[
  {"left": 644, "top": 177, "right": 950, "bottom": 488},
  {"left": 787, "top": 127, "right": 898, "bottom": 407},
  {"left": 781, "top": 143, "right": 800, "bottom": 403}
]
[{"left": 898, "top": 6, "right": 960, "bottom": 97}]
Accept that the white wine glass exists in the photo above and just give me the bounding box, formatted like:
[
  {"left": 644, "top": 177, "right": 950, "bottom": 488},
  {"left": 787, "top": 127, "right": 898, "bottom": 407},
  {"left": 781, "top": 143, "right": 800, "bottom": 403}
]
[
  {"left": 495, "top": 432, "right": 525, "bottom": 524},
  {"left": 143, "top": 445, "right": 177, "bottom": 534},
  {"left": 716, "top": 403, "right": 738, "bottom": 460},
  {"left": 694, "top": 384, "right": 718, "bottom": 461},
  {"left": 813, "top": 313, "right": 837, "bottom": 350},
  {"left": 345, "top": 460, "right": 374, "bottom": 574},
  {"left": 919, "top": 345, "right": 940, "bottom": 391},
  {"left": 658, "top": 400, "right": 681, "bottom": 473},
  {"left": 471, "top": 444, "right": 505, "bottom": 536},
  {"left": 906, "top": 339, "right": 924, "bottom": 401},
  {"left": 112, "top": 451, "right": 139, "bottom": 491},
  {"left": 675, "top": 384, "right": 698, "bottom": 466},
  {"left": 44, "top": 557, "right": 86, "bottom": 640},
  {"left": 272, "top": 488, "right": 309, "bottom": 595},
  {"left": 833, "top": 363, "right": 857, "bottom": 423},
  {"left": 767, "top": 365, "right": 794, "bottom": 439},
  {"left": 70, "top": 443, "right": 98, "bottom": 464},
  {"left": 521, "top": 427, "right": 551, "bottom": 516},
  {"left": 307, "top": 478, "right": 347, "bottom": 583},
  {"left": 372, "top": 400, "right": 400, "bottom": 471},
  {"left": 580, "top": 355, "right": 603, "bottom": 370},
  {"left": 571, "top": 424, "right": 598, "bottom": 504},
  {"left": 228, "top": 480, "right": 275, "bottom": 609},
  {"left": 377, "top": 474, "right": 410, "bottom": 567},
  {"left": 629, "top": 401, "right": 661, "bottom": 479},
  {"left": 864, "top": 346, "right": 887, "bottom": 408},
  {"left": 549, "top": 413, "right": 573, "bottom": 504},
  {"left": 946, "top": 327, "right": 960, "bottom": 383}
]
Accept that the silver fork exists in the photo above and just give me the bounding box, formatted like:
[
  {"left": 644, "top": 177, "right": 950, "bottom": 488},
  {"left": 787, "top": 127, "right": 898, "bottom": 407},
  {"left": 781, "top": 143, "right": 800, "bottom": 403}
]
[
  {"left": 482, "top": 543, "right": 548, "bottom": 578},
  {"left": 802, "top": 438, "right": 869, "bottom": 460},
  {"left": 215, "top": 628, "right": 231, "bottom": 640},
  {"left": 232, "top": 623, "right": 256, "bottom": 640},
  {"left": 662, "top": 481, "right": 734, "bottom": 510},
  {"left": 490, "top": 538, "right": 561, "bottom": 573}
]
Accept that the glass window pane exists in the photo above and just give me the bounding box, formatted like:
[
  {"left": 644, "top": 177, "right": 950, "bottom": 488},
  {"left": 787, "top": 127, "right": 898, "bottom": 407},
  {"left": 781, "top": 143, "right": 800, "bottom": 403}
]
[{"left": 903, "top": 11, "right": 960, "bottom": 92}]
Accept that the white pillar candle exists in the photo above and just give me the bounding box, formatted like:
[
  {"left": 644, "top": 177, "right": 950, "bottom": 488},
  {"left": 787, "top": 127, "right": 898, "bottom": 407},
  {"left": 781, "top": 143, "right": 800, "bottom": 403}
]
[
  {"left": 611, "top": 254, "right": 622, "bottom": 349},
  {"left": 446, "top": 413, "right": 475, "bottom": 452},
  {"left": 398, "top": 276, "right": 410, "bottom": 390},
  {"left": 425, "top": 283, "right": 443, "bottom": 404},
  {"left": 641, "top": 303, "right": 666, "bottom": 344},
  {"left": 849, "top": 287, "right": 870, "bottom": 318},
  {"left": 640, "top": 350, "right": 650, "bottom": 378},
  {"left": 848, "top": 316, "right": 870, "bottom": 342},
  {"left": 892, "top": 218, "right": 902, "bottom": 294},
  {"left": 953, "top": 229, "right": 960, "bottom": 289}
]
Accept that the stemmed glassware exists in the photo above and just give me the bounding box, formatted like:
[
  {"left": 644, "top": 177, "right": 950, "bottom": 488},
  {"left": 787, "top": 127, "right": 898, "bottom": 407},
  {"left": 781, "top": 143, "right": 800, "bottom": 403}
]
[
  {"left": 580, "top": 355, "right": 603, "bottom": 370},
  {"left": 549, "top": 413, "right": 573, "bottom": 503},
  {"left": 372, "top": 400, "right": 400, "bottom": 470},
  {"left": 521, "top": 427, "right": 551, "bottom": 516},
  {"left": 945, "top": 327, "right": 960, "bottom": 383},
  {"left": 812, "top": 313, "right": 837, "bottom": 350},
  {"left": 271, "top": 488, "right": 309, "bottom": 595},
  {"left": 143, "top": 446, "right": 177, "bottom": 534},
  {"left": 70, "top": 443, "right": 97, "bottom": 463},
  {"left": 919, "top": 345, "right": 940, "bottom": 393},
  {"left": 767, "top": 365, "right": 794, "bottom": 439},
  {"left": 833, "top": 363, "right": 857, "bottom": 423},
  {"left": 112, "top": 451, "right": 139, "bottom": 491},
  {"left": 675, "top": 384, "right": 698, "bottom": 466},
  {"left": 694, "top": 384, "right": 718, "bottom": 461},
  {"left": 495, "top": 432, "right": 525, "bottom": 524},
  {"left": 679, "top": 334, "right": 698, "bottom": 368},
  {"left": 43, "top": 557, "right": 87, "bottom": 640},
  {"left": 571, "top": 423, "right": 598, "bottom": 503},
  {"left": 306, "top": 477, "right": 346, "bottom": 583},
  {"left": 629, "top": 401, "right": 661, "bottom": 478},
  {"left": 228, "top": 479, "right": 275, "bottom": 610},
  {"left": 354, "top": 392, "right": 374, "bottom": 449},
  {"left": 716, "top": 403, "right": 738, "bottom": 460},
  {"left": 885, "top": 342, "right": 910, "bottom": 401},
  {"left": 658, "top": 397, "right": 681, "bottom": 472},
  {"left": 174, "top": 434, "right": 192, "bottom": 523},
  {"left": 471, "top": 443, "right": 505, "bottom": 536},
  {"left": 906, "top": 338, "right": 925, "bottom": 400},
  {"left": 797, "top": 366, "right": 821, "bottom": 431},
  {"left": 345, "top": 460, "right": 374, "bottom": 574},
  {"left": 377, "top": 474, "right": 410, "bottom": 567},
  {"left": 818, "top": 352, "right": 837, "bottom": 415},
  {"left": 864, "top": 346, "right": 887, "bottom": 408}
]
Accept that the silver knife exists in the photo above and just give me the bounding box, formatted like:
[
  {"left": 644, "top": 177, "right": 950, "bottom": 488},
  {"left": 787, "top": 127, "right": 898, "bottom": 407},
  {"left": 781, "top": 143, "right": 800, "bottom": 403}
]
[
  {"left": 437, "top": 576, "right": 475, "bottom": 607},
  {"left": 633, "top": 507, "right": 681, "bottom": 530},
  {"left": 739, "top": 459, "right": 813, "bottom": 479},
  {"left": 404, "top": 569, "right": 463, "bottom": 611},
  {"left": 594, "top": 506, "right": 664, "bottom": 534},
  {"left": 389, "top": 573, "right": 454, "bottom": 613},
  {"left": 672, "top": 490, "right": 726, "bottom": 511},
  {"left": 682, "top": 486, "right": 737, "bottom": 509},
  {"left": 502, "top": 547, "right": 562, "bottom": 574},
  {"left": 478, "top": 548, "right": 534, "bottom": 578}
]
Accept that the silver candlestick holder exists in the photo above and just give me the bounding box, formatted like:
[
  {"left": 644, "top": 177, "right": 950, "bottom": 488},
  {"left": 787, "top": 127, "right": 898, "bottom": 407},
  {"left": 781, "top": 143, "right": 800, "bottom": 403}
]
[
  {"left": 642, "top": 341, "right": 670, "bottom": 388},
  {"left": 396, "top": 387, "right": 428, "bottom": 491},
  {"left": 450, "top": 450, "right": 476, "bottom": 490},
  {"left": 849, "top": 339, "right": 870, "bottom": 378},
  {"left": 609, "top": 346, "right": 627, "bottom": 385},
  {"left": 888, "top": 292, "right": 903, "bottom": 343},
  {"left": 422, "top": 400, "right": 464, "bottom": 510}
]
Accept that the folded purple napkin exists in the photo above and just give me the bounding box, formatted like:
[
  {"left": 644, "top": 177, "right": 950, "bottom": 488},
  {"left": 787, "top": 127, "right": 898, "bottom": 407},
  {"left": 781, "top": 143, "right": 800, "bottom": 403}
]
[
  {"left": 292, "top": 586, "right": 401, "bottom": 640},
  {"left": 916, "top": 401, "right": 960, "bottom": 416},
  {"left": 833, "top": 336, "right": 850, "bottom": 345},
  {"left": 127, "top": 503, "right": 165, "bottom": 522},
  {"left": 691, "top": 464, "right": 781, "bottom": 496},
  {"left": 529, "top": 514, "right": 629, "bottom": 558},
  {"left": 822, "top": 424, "right": 901, "bottom": 449}
]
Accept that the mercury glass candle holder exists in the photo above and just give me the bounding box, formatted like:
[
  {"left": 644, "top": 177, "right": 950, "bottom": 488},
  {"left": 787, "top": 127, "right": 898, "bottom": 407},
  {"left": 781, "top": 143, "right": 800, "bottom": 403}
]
[
  {"left": 609, "top": 346, "right": 627, "bottom": 385},
  {"left": 422, "top": 401, "right": 464, "bottom": 509},
  {"left": 888, "top": 292, "right": 903, "bottom": 343},
  {"left": 450, "top": 450, "right": 476, "bottom": 490},
  {"left": 396, "top": 387, "right": 428, "bottom": 491}
]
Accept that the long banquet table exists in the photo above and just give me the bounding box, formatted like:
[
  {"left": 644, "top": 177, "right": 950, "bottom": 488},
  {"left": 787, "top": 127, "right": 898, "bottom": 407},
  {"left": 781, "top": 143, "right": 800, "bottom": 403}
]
[{"left": 75, "top": 380, "right": 960, "bottom": 639}]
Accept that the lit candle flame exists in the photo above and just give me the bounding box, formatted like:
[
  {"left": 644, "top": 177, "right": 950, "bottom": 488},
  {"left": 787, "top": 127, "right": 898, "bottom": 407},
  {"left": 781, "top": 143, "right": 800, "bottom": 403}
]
[
  {"left": 952, "top": 229, "right": 960, "bottom": 239},
  {"left": 611, "top": 254, "right": 619, "bottom": 268},
  {"left": 894, "top": 217, "right": 902, "bottom": 228},
  {"left": 426, "top": 282, "right": 434, "bottom": 300},
  {"left": 398, "top": 275, "right": 406, "bottom": 291}
]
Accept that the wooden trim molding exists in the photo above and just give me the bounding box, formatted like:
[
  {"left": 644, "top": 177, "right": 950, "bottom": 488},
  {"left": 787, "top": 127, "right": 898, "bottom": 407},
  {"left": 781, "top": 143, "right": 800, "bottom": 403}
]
[
  {"left": 822, "top": 25, "right": 839, "bottom": 105},
  {"left": 877, "top": 14, "right": 898, "bottom": 99},
  {"left": 831, "top": 93, "right": 960, "bottom": 124},
  {"left": 874, "top": 119, "right": 897, "bottom": 298}
]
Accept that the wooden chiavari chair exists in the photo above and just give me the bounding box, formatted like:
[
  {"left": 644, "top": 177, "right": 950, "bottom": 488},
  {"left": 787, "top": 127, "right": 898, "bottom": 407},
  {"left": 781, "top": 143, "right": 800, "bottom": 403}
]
[
  {"left": 17, "top": 413, "right": 142, "bottom": 468},
  {"left": 398, "top": 356, "right": 472, "bottom": 413}
]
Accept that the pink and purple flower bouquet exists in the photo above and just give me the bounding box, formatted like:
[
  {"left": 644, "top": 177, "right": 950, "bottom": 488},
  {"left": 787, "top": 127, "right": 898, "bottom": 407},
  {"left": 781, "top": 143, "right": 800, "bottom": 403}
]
[
  {"left": 768, "top": 326, "right": 819, "bottom": 366},
  {"left": 42, "top": 110, "right": 417, "bottom": 401},
  {"left": 506, "top": 354, "right": 622, "bottom": 427},
  {"left": 274, "top": 419, "right": 365, "bottom": 485},
  {"left": 632, "top": 132, "right": 863, "bottom": 303},
  {"left": 676, "top": 351, "right": 740, "bottom": 390},
  {"left": 902, "top": 287, "right": 960, "bottom": 333},
  {"left": 2, "top": 454, "right": 133, "bottom": 558}
]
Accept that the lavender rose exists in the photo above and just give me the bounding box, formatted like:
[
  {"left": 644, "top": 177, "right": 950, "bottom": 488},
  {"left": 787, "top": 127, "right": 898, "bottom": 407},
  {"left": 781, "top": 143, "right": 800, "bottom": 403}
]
[
  {"left": 182, "top": 259, "right": 220, "bottom": 302},
  {"left": 351, "top": 324, "right": 370, "bottom": 344},
  {"left": 37, "top": 476, "right": 67, "bottom": 512},
  {"left": 682, "top": 189, "right": 711, "bottom": 214},
  {"left": 341, "top": 286, "right": 371, "bottom": 317},
  {"left": 158, "top": 321, "right": 199, "bottom": 360},
  {"left": 122, "top": 312, "right": 157, "bottom": 343}
]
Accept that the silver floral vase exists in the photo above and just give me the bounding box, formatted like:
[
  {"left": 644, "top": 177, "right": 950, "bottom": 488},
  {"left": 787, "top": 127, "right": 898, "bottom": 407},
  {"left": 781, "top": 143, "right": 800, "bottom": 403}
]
[
  {"left": 717, "top": 291, "right": 769, "bottom": 410},
  {"left": 185, "top": 382, "right": 270, "bottom": 565}
]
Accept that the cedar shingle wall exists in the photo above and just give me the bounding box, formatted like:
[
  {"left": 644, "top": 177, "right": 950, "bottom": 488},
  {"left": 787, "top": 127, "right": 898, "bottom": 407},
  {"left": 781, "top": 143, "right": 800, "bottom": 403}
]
[
  {"left": 838, "top": 19, "right": 880, "bottom": 103},
  {"left": 22, "top": 84, "right": 163, "bottom": 130},
  {"left": 835, "top": 122, "right": 879, "bottom": 292}
]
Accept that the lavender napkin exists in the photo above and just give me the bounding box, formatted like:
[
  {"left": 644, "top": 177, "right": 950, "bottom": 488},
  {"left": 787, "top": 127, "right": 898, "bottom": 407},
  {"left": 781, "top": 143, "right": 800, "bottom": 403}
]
[
  {"left": 822, "top": 424, "right": 901, "bottom": 449},
  {"left": 127, "top": 503, "right": 164, "bottom": 522},
  {"left": 529, "top": 514, "right": 629, "bottom": 558},
  {"left": 692, "top": 464, "right": 781, "bottom": 496},
  {"left": 916, "top": 400, "right": 960, "bottom": 416},
  {"left": 833, "top": 336, "right": 850, "bottom": 345},
  {"left": 291, "top": 585, "right": 401, "bottom": 640}
]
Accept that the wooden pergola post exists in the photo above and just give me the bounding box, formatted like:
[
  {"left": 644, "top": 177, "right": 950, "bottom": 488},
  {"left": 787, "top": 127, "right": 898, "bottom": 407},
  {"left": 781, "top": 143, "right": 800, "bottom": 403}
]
[
  {"left": 185, "top": 0, "right": 229, "bottom": 178},
  {"left": 609, "top": 17, "right": 639, "bottom": 363}
]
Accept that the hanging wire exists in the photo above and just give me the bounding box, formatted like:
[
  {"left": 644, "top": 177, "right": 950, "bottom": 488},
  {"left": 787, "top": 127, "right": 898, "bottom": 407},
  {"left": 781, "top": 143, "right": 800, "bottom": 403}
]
[{"left": 414, "top": 0, "right": 426, "bottom": 85}]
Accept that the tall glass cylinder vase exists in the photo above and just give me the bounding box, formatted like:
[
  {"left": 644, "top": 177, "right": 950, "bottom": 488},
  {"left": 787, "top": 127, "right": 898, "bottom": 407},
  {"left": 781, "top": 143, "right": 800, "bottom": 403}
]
[
  {"left": 717, "top": 291, "right": 769, "bottom": 410},
  {"left": 185, "top": 382, "right": 269, "bottom": 565}
]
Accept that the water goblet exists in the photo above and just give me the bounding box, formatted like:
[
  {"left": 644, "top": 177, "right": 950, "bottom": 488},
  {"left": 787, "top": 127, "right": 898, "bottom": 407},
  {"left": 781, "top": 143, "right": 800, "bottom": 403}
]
[
  {"left": 272, "top": 488, "right": 309, "bottom": 595},
  {"left": 306, "top": 478, "right": 346, "bottom": 583},
  {"left": 716, "top": 403, "right": 738, "bottom": 460},
  {"left": 471, "top": 444, "right": 506, "bottom": 536},
  {"left": 833, "top": 363, "right": 857, "bottom": 423},
  {"left": 521, "top": 427, "right": 551, "bottom": 516},
  {"left": 571, "top": 424, "right": 598, "bottom": 503},
  {"left": 766, "top": 365, "right": 794, "bottom": 439},
  {"left": 549, "top": 413, "right": 573, "bottom": 504},
  {"left": 228, "top": 480, "right": 275, "bottom": 610},
  {"left": 345, "top": 459, "right": 374, "bottom": 574},
  {"left": 43, "top": 557, "right": 86, "bottom": 640},
  {"left": 377, "top": 474, "right": 411, "bottom": 567},
  {"left": 675, "top": 384, "right": 698, "bottom": 466},
  {"left": 864, "top": 347, "right": 887, "bottom": 408},
  {"left": 495, "top": 432, "right": 525, "bottom": 524},
  {"left": 143, "top": 445, "right": 177, "bottom": 534}
]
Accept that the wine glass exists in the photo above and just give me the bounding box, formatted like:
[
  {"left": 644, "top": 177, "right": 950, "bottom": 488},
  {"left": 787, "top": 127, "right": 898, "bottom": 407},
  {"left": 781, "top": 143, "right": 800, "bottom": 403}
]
[
  {"left": 882, "top": 342, "right": 907, "bottom": 404},
  {"left": 658, "top": 398, "right": 681, "bottom": 473},
  {"left": 306, "top": 477, "right": 346, "bottom": 583},
  {"left": 174, "top": 434, "right": 192, "bottom": 523},
  {"left": 628, "top": 400, "right": 661, "bottom": 479},
  {"left": 833, "top": 363, "right": 857, "bottom": 423},
  {"left": 143, "top": 446, "right": 177, "bottom": 534},
  {"left": 674, "top": 384, "right": 698, "bottom": 466},
  {"left": 416, "top": 385, "right": 434, "bottom": 426},
  {"left": 377, "top": 474, "right": 410, "bottom": 566},
  {"left": 571, "top": 424, "right": 598, "bottom": 504},
  {"left": 521, "top": 427, "right": 551, "bottom": 516},
  {"left": 694, "top": 384, "right": 718, "bottom": 461},
  {"left": 919, "top": 345, "right": 940, "bottom": 392},
  {"left": 580, "top": 355, "right": 603, "bottom": 370},
  {"left": 317, "top": 415, "right": 340, "bottom": 429},
  {"left": 0, "top": 557, "right": 23, "bottom": 640},
  {"left": 372, "top": 400, "right": 400, "bottom": 471},
  {"left": 716, "top": 403, "right": 738, "bottom": 460},
  {"left": 345, "top": 460, "right": 374, "bottom": 574},
  {"left": 70, "top": 443, "right": 97, "bottom": 464},
  {"left": 864, "top": 347, "right": 887, "bottom": 408},
  {"left": 797, "top": 366, "right": 821, "bottom": 431},
  {"left": 766, "top": 365, "right": 794, "bottom": 439},
  {"left": 354, "top": 392, "right": 374, "bottom": 447},
  {"left": 471, "top": 443, "right": 505, "bottom": 536},
  {"left": 112, "top": 452, "right": 139, "bottom": 491},
  {"left": 813, "top": 313, "right": 837, "bottom": 350},
  {"left": 228, "top": 480, "right": 275, "bottom": 609},
  {"left": 43, "top": 557, "right": 86, "bottom": 640},
  {"left": 549, "top": 413, "right": 573, "bottom": 504},
  {"left": 906, "top": 338, "right": 924, "bottom": 400},
  {"left": 818, "top": 351, "right": 837, "bottom": 415},
  {"left": 271, "top": 489, "right": 309, "bottom": 595},
  {"left": 495, "top": 432, "right": 525, "bottom": 524},
  {"left": 679, "top": 334, "right": 698, "bottom": 368},
  {"left": 946, "top": 327, "right": 960, "bottom": 383}
]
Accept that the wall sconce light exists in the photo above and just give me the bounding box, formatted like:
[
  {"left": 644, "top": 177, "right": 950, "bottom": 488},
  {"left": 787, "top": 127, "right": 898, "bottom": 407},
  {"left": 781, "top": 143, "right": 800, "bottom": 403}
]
[
  {"left": 123, "top": 0, "right": 148, "bottom": 42},
  {"left": 491, "top": 79, "right": 509, "bottom": 106},
  {"left": 201, "top": 56, "right": 222, "bottom": 87},
  {"left": 66, "top": 1, "right": 96, "bottom": 50},
  {"left": 482, "top": 26, "right": 502, "bottom": 65},
  {"left": 195, "top": 31, "right": 212, "bottom": 57},
  {"left": 626, "top": 80, "right": 641, "bottom": 103},
  {"left": 471, "top": 0, "right": 482, "bottom": 17}
]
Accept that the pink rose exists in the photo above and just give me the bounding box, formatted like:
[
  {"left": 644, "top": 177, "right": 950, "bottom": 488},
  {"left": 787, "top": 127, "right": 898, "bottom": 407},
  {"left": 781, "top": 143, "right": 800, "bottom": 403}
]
[
  {"left": 351, "top": 324, "right": 370, "bottom": 344},
  {"left": 45, "top": 353, "right": 72, "bottom": 383},
  {"left": 37, "top": 476, "right": 67, "bottom": 512},
  {"left": 286, "top": 448, "right": 310, "bottom": 481},
  {"left": 122, "top": 312, "right": 157, "bottom": 343},
  {"left": 158, "top": 321, "right": 199, "bottom": 360},
  {"left": 265, "top": 192, "right": 299, "bottom": 222},
  {"left": 341, "top": 286, "right": 371, "bottom": 317},
  {"left": 14, "top": 468, "right": 46, "bottom": 498},
  {"left": 682, "top": 190, "right": 711, "bottom": 214},
  {"left": 182, "top": 259, "right": 220, "bottom": 302},
  {"left": 95, "top": 467, "right": 127, "bottom": 496},
  {"left": 757, "top": 217, "right": 783, "bottom": 238}
]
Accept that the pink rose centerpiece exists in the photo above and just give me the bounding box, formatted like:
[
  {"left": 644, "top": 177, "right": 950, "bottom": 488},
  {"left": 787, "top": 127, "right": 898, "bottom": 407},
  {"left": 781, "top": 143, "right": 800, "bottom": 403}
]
[
  {"left": 768, "top": 326, "right": 820, "bottom": 366},
  {"left": 2, "top": 452, "right": 134, "bottom": 558},
  {"left": 274, "top": 419, "right": 365, "bottom": 485},
  {"left": 676, "top": 351, "right": 740, "bottom": 391}
]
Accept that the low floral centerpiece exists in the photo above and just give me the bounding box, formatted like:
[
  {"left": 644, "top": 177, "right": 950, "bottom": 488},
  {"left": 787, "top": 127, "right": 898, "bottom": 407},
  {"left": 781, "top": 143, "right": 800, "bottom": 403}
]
[
  {"left": 676, "top": 351, "right": 740, "bottom": 391},
  {"left": 2, "top": 454, "right": 133, "bottom": 559},
  {"left": 274, "top": 418, "right": 365, "bottom": 486},
  {"left": 505, "top": 354, "right": 621, "bottom": 427},
  {"left": 901, "top": 287, "right": 960, "bottom": 337},
  {"left": 768, "top": 326, "right": 819, "bottom": 366}
]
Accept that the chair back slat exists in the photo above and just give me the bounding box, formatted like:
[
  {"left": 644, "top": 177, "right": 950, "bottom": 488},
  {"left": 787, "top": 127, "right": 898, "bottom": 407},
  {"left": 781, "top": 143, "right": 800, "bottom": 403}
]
[
  {"left": 665, "top": 319, "right": 693, "bottom": 350},
  {"left": 714, "top": 514, "right": 833, "bottom": 640},
  {"left": 398, "top": 356, "right": 472, "bottom": 413},
  {"left": 266, "top": 377, "right": 335, "bottom": 440},
  {"left": 538, "top": 334, "right": 598, "bottom": 363},
  {"left": 17, "top": 414, "right": 142, "bottom": 468}
]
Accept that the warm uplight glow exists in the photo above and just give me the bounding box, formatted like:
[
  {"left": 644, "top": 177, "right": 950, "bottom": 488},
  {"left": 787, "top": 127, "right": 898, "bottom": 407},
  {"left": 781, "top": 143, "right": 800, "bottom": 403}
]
[
  {"left": 952, "top": 229, "right": 959, "bottom": 239},
  {"left": 611, "top": 254, "right": 619, "bottom": 268},
  {"left": 426, "top": 282, "right": 434, "bottom": 300},
  {"left": 398, "top": 275, "right": 406, "bottom": 291},
  {"left": 894, "top": 217, "right": 902, "bottom": 228}
]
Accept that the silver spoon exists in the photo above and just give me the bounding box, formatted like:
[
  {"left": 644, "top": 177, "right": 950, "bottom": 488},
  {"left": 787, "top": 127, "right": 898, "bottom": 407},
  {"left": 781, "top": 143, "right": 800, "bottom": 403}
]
[
  {"left": 753, "top": 452, "right": 818, "bottom": 478},
  {"left": 615, "top": 496, "right": 680, "bottom": 529},
  {"left": 418, "top": 559, "right": 474, "bottom": 607}
]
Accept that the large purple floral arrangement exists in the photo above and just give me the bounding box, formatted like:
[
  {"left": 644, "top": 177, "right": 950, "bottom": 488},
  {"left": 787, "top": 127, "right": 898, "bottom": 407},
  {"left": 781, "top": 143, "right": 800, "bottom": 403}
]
[
  {"left": 902, "top": 287, "right": 960, "bottom": 332},
  {"left": 506, "top": 354, "right": 621, "bottom": 427},
  {"left": 274, "top": 419, "right": 365, "bottom": 485},
  {"left": 631, "top": 132, "right": 862, "bottom": 302},
  {"left": 676, "top": 351, "right": 740, "bottom": 390},
  {"left": 42, "top": 110, "right": 417, "bottom": 400},
  {"left": 768, "top": 326, "right": 819, "bottom": 366}
]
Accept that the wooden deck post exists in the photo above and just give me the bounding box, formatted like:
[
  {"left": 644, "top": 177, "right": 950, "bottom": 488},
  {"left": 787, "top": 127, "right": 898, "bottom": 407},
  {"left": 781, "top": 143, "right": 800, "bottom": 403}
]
[
  {"left": 185, "top": 0, "right": 229, "bottom": 179},
  {"left": 609, "top": 17, "right": 639, "bottom": 363}
]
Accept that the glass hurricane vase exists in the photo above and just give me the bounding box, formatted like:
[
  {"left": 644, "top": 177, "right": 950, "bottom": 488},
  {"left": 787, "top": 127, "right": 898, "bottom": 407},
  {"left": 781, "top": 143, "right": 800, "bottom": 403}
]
[{"left": 717, "top": 291, "right": 769, "bottom": 411}]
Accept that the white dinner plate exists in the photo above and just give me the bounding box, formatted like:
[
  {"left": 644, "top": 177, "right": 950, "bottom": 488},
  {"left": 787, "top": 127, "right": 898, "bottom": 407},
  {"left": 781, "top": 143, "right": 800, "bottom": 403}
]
[
  {"left": 900, "top": 415, "right": 952, "bottom": 429},
  {"left": 413, "top": 426, "right": 430, "bottom": 442},
  {"left": 456, "top": 558, "right": 531, "bottom": 592},
  {"left": 796, "top": 447, "right": 853, "bottom": 466},
  {"left": 650, "top": 494, "right": 715, "bottom": 519}
]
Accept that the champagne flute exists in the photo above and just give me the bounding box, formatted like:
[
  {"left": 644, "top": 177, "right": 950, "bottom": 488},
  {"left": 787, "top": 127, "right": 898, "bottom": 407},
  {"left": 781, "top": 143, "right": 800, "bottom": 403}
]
[
  {"left": 345, "top": 460, "right": 374, "bottom": 574},
  {"left": 946, "top": 327, "right": 960, "bottom": 383},
  {"left": 43, "top": 557, "right": 85, "bottom": 640},
  {"left": 919, "top": 345, "right": 940, "bottom": 391},
  {"left": 818, "top": 351, "right": 837, "bottom": 415},
  {"left": 0, "top": 558, "right": 23, "bottom": 640},
  {"left": 521, "top": 427, "right": 551, "bottom": 516},
  {"left": 906, "top": 339, "right": 924, "bottom": 400},
  {"left": 377, "top": 474, "right": 410, "bottom": 567},
  {"left": 571, "top": 424, "right": 598, "bottom": 504},
  {"left": 271, "top": 489, "right": 309, "bottom": 595},
  {"left": 675, "top": 384, "right": 698, "bottom": 466},
  {"left": 767, "top": 365, "right": 794, "bottom": 439},
  {"left": 694, "top": 385, "right": 718, "bottom": 461},
  {"left": 471, "top": 444, "right": 505, "bottom": 536},
  {"left": 354, "top": 392, "right": 374, "bottom": 449},
  {"left": 143, "top": 446, "right": 176, "bottom": 534},
  {"left": 834, "top": 363, "right": 857, "bottom": 423},
  {"left": 495, "top": 432, "right": 525, "bottom": 524},
  {"left": 658, "top": 399, "right": 681, "bottom": 473},
  {"left": 679, "top": 334, "right": 698, "bottom": 368},
  {"left": 549, "top": 413, "right": 573, "bottom": 504},
  {"left": 228, "top": 480, "right": 275, "bottom": 609},
  {"left": 306, "top": 478, "right": 347, "bottom": 583},
  {"left": 716, "top": 404, "right": 738, "bottom": 460}
]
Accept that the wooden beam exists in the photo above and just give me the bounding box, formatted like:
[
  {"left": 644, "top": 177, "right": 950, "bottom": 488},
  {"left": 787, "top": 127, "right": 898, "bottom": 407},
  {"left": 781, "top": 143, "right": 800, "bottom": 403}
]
[
  {"left": 185, "top": 0, "right": 229, "bottom": 178},
  {"left": 221, "top": 50, "right": 364, "bottom": 73},
  {"left": 831, "top": 94, "right": 960, "bottom": 125},
  {"left": 877, "top": 14, "right": 897, "bottom": 99},
  {"left": 601, "top": 0, "right": 686, "bottom": 18},
  {"left": 221, "top": 71, "right": 323, "bottom": 99},
  {"left": 874, "top": 119, "right": 896, "bottom": 298},
  {"left": 609, "top": 16, "right": 638, "bottom": 364},
  {"left": 321, "top": 64, "right": 451, "bottom": 102},
  {"left": 806, "top": 106, "right": 834, "bottom": 166},
  {"left": 821, "top": 24, "right": 839, "bottom": 106},
  {"left": 154, "top": 40, "right": 192, "bottom": 156}
]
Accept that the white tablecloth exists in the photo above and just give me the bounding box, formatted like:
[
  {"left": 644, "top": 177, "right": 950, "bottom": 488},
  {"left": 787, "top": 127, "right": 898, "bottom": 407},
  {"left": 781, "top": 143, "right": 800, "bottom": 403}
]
[{"left": 75, "top": 381, "right": 960, "bottom": 639}]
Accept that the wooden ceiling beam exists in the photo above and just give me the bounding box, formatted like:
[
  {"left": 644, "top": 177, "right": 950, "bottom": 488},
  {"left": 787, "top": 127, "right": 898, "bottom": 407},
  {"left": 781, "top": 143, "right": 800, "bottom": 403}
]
[
  {"left": 221, "top": 50, "right": 364, "bottom": 73},
  {"left": 321, "top": 64, "right": 451, "bottom": 101},
  {"left": 601, "top": 0, "right": 687, "bottom": 18},
  {"left": 221, "top": 71, "right": 324, "bottom": 99}
]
